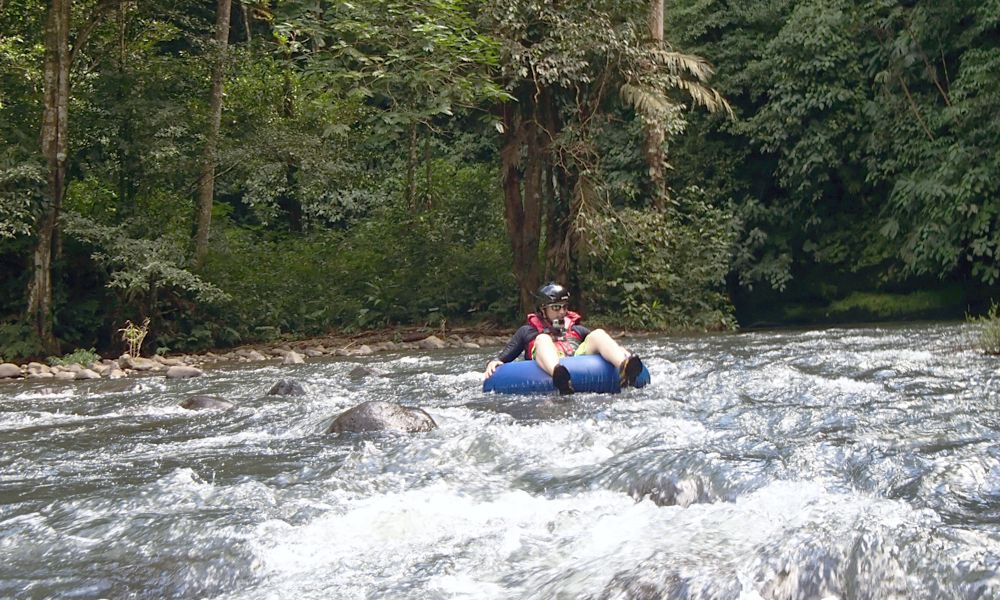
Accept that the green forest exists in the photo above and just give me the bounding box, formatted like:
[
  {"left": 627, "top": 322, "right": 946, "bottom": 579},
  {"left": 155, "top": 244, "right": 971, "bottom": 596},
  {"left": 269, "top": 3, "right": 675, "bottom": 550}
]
[{"left": 2, "top": 0, "right": 998, "bottom": 361}]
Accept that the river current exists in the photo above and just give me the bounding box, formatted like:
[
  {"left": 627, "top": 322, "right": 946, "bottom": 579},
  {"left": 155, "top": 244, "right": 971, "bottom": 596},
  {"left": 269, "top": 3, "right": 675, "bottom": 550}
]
[{"left": 0, "top": 322, "right": 998, "bottom": 599}]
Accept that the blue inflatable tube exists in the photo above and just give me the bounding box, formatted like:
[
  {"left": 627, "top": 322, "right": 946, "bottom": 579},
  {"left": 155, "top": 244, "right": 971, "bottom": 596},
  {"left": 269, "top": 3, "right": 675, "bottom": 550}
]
[{"left": 483, "top": 354, "right": 651, "bottom": 394}]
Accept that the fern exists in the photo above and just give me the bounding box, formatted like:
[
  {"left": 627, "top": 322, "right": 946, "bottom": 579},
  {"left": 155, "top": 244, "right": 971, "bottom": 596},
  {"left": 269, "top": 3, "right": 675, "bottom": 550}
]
[
  {"left": 0, "top": 150, "right": 43, "bottom": 239},
  {"left": 47, "top": 348, "right": 102, "bottom": 368},
  {"left": 972, "top": 303, "right": 1000, "bottom": 355},
  {"left": 61, "top": 212, "right": 229, "bottom": 305},
  {"left": 0, "top": 322, "right": 45, "bottom": 362}
]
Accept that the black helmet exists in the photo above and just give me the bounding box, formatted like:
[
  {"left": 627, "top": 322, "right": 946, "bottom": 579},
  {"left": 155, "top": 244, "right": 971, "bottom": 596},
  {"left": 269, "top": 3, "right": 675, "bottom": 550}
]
[{"left": 535, "top": 282, "right": 570, "bottom": 307}]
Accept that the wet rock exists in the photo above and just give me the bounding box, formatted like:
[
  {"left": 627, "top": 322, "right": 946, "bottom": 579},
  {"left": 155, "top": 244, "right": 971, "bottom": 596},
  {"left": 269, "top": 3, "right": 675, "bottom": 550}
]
[
  {"left": 352, "top": 344, "right": 373, "bottom": 356},
  {"left": 0, "top": 363, "right": 23, "bottom": 378},
  {"left": 26, "top": 362, "right": 50, "bottom": 376},
  {"left": 326, "top": 401, "right": 437, "bottom": 434},
  {"left": 234, "top": 348, "right": 268, "bottom": 361},
  {"left": 599, "top": 563, "right": 743, "bottom": 600},
  {"left": 348, "top": 366, "right": 375, "bottom": 380},
  {"left": 153, "top": 354, "right": 185, "bottom": 366},
  {"left": 90, "top": 362, "right": 111, "bottom": 376},
  {"left": 119, "top": 355, "right": 160, "bottom": 371},
  {"left": 625, "top": 473, "right": 710, "bottom": 508},
  {"left": 76, "top": 368, "right": 102, "bottom": 380},
  {"left": 282, "top": 351, "right": 305, "bottom": 365},
  {"left": 26, "top": 364, "right": 50, "bottom": 376},
  {"left": 267, "top": 379, "right": 306, "bottom": 396},
  {"left": 179, "top": 395, "right": 234, "bottom": 411},
  {"left": 166, "top": 365, "right": 204, "bottom": 379},
  {"left": 245, "top": 349, "right": 268, "bottom": 361},
  {"left": 417, "top": 335, "right": 447, "bottom": 350}
]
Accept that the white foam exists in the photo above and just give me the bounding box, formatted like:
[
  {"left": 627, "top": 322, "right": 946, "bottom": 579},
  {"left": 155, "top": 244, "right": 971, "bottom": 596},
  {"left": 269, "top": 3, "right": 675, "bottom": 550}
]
[
  {"left": 9, "top": 387, "right": 79, "bottom": 402},
  {"left": 388, "top": 356, "right": 433, "bottom": 366}
]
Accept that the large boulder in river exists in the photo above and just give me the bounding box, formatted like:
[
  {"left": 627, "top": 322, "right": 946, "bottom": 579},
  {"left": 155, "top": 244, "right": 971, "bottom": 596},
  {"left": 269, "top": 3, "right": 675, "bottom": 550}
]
[
  {"left": 179, "top": 395, "right": 235, "bottom": 411},
  {"left": 282, "top": 350, "right": 305, "bottom": 365},
  {"left": 326, "top": 401, "right": 437, "bottom": 434},
  {"left": 166, "top": 365, "right": 204, "bottom": 379},
  {"left": 348, "top": 366, "right": 375, "bottom": 380},
  {"left": 119, "top": 355, "right": 161, "bottom": 371},
  {"left": 267, "top": 379, "right": 306, "bottom": 396},
  {"left": 0, "top": 363, "right": 22, "bottom": 379},
  {"left": 416, "top": 335, "right": 447, "bottom": 350}
]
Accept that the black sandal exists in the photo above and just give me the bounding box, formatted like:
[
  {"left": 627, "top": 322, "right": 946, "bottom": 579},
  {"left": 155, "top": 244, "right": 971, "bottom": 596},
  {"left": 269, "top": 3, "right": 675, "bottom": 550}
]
[
  {"left": 619, "top": 354, "right": 643, "bottom": 388},
  {"left": 552, "top": 364, "right": 574, "bottom": 395}
]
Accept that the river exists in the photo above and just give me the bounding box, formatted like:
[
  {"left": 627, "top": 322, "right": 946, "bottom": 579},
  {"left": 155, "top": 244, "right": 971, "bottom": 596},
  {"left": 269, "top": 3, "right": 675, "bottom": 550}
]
[{"left": 0, "top": 322, "right": 997, "bottom": 599}]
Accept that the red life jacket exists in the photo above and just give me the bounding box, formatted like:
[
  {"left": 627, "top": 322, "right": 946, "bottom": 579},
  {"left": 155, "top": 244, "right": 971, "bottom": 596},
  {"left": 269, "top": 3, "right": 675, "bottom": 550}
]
[{"left": 525, "top": 311, "right": 584, "bottom": 357}]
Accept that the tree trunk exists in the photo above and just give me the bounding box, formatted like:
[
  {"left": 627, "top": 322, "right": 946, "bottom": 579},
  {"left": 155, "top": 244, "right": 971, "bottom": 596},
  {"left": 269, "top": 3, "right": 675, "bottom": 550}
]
[
  {"left": 539, "top": 88, "right": 572, "bottom": 286},
  {"left": 239, "top": 1, "right": 251, "bottom": 42},
  {"left": 649, "top": 0, "right": 664, "bottom": 43},
  {"left": 423, "top": 132, "right": 432, "bottom": 210},
  {"left": 117, "top": 3, "right": 138, "bottom": 216},
  {"left": 28, "top": 0, "right": 71, "bottom": 352},
  {"left": 406, "top": 123, "right": 417, "bottom": 208},
  {"left": 500, "top": 103, "right": 543, "bottom": 312},
  {"left": 277, "top": 69, "right": 302, "bottom": 232},
  {"left": 647, "top": 0, "right": 666, "bottom": 208},
  {"left": 194, "top": 0, "right": 232, "bottom": 268}
]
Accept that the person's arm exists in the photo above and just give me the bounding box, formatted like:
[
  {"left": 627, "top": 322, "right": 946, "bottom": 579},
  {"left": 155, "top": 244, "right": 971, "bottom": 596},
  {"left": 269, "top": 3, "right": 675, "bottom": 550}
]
[
  {"left": 574, "top": 324, "right": 591, "bottom": 339},
  {"left": 485, "top": 326, "right": 531, "bottom": 376}
]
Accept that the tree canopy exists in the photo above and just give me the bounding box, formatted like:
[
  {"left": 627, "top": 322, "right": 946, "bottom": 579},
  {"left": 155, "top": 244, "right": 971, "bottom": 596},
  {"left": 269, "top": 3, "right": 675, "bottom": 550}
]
[{"left": 1, "top": 0, "right": 997, "bottom": 360}]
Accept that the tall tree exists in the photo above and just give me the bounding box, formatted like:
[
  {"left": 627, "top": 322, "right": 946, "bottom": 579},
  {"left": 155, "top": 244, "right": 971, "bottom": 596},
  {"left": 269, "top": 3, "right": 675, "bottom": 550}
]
[
  {"left": 483, "top": 0, "right": 730, "bottom": 308},
  {"left": 193, "top": 0, "right": 232, "bottom": 268},
  {"left": 20, "top": 0, "right": 128, "bottom": 350},
  {"left": 646, "top": 0, "right": 666, "bottom": 207},
  {"left": 498, "top": 95, "right": 547, "bottom": 311},
  {"left": 28, "top": 0, "right": 71, "bottom": 351}
]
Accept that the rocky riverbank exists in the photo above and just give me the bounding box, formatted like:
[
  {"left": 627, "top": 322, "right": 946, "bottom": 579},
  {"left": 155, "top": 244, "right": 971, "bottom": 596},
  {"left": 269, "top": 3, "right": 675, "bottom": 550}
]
[{"left": 0, "top": 329, "right": 511, "bottom": 382}]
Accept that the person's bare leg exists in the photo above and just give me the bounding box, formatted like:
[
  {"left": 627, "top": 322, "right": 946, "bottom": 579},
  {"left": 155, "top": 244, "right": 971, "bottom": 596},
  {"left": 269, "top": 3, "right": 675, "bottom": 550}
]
[
  {"left": 579, "top": 328, "right": 628, "bottom": 367},
  {"left": 580, "top": 328, "right": 643, "bottom": 387},
  {"left": 533, "top": 334, "right": 560, "bottom": 375},
  {"left": 535, "top": 334, "right": 573, "bottom": 395}
]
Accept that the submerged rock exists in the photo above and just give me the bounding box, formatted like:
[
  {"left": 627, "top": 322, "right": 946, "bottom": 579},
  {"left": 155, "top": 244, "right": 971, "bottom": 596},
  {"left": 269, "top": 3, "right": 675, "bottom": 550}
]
[
  {"left": 179, "top": 395, "right": 235, "bottom": 411},
  {"left": 348, "top": 366, "right": 375, "bottom": 380},
  {"left": 267, "top": 379, "right": 306, "bottom": 396},
  {"left": 326, "top": 401, "right": 437, "bottom": 434}
]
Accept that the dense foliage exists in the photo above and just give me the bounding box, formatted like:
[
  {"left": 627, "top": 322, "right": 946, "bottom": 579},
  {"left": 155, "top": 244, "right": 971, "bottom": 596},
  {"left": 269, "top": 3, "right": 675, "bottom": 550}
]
[
  {"left": 1, "top": 0, "right": 997, "bottom": 360},
  {"left": 668, "top": 0, "right": 1000, "bottom": 319}
]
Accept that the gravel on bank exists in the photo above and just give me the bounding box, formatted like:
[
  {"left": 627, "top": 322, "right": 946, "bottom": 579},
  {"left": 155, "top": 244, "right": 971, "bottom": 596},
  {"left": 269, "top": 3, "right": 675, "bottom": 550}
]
[{"left": 0, "top": 329, "right": 511, "bottom": 382}]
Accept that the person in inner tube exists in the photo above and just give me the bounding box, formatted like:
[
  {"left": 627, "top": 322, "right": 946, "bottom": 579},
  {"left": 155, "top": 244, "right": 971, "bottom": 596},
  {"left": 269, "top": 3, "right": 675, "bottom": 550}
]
[{"left": 483, "top": 282, "right": 644, "bottom": 395}]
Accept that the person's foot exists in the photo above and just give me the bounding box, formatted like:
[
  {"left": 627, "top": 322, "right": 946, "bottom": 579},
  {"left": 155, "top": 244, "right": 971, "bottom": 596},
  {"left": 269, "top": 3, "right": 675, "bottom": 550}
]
[
  {"left": 552, "top": 364, "right": 574, "bottom": 395},
  {"left": 619, "top": 353, "right": 643, "bottom": 388}
]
